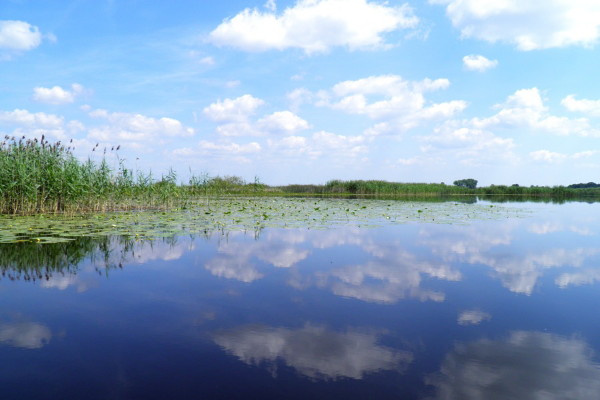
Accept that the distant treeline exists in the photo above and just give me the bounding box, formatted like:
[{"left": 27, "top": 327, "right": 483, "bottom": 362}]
[
  {"left": 273, "top": 180, "right": 600, "bottom": 198},
  {"left": 567, "top": 182, "right": 600, "bottom": 189}
]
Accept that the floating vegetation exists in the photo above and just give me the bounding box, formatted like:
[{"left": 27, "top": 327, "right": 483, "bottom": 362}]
[{"left": 0, "top": 197, "right": 528, "bottom": 244}]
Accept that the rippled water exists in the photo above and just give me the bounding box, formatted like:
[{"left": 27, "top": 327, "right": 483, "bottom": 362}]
[{"left": 2, "top": 201, "right": 600, "bottom": 399}]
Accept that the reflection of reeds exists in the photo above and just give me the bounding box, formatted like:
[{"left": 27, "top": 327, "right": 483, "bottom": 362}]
[
  {"left": 0, "top": 234, "right": 211, "bottom": 283},
  {"left": 0, "top": 236, "right": 129, "bottom": 282}
]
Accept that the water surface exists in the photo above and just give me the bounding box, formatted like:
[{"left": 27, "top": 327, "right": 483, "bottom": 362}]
[{"left": 2, "top": 201, "right": 600, "bottom": 399}]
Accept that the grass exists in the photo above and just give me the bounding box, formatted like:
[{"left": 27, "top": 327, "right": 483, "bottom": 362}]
[{"left": 0, "top": 135, "right": 599, "bottom": 215}]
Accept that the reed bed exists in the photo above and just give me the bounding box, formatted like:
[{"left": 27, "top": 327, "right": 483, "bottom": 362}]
[{"left": 0, "top": 136, "right": 277, "bottom": 214}]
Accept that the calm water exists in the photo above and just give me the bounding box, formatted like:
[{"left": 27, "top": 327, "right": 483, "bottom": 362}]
[{"left": 2, "top": 201, "right": 600, "bottom": 399}]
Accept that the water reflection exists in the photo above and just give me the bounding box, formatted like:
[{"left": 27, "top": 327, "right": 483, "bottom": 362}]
[
  {"left": 0, "top": 235, "right": 194, "bottom": 285},
  {"left": 428, "top": 331, "right": 600, "bottom": 399},
  {"left": 214, "top": 324, "right": 412, "bottom": 380},
  {"left": 204, "top": 232, "right": 311, "bottom": 282},
  {"left": 420, "top": 223, "right": 600, "bottom": 295},
  {"left": 318, "top": 241, "right": 461, "bottom": 303},
  {"left": 0, "top": 320, "right": 51, "bottom": 349},
  {"left": 457, "top": 310, "right": 491, "bottom": 326},
  {"left": 1, "top": 202, "right": 600, "bottom": 398}
]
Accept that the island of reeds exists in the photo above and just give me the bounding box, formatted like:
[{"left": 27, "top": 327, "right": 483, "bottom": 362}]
[{"left": 1, "top": 135, "right": 599, "bottom": 215}]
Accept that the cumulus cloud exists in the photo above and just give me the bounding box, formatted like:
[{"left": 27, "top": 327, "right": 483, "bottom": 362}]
[
  {"left": 462, "top": 54, "right": 498, "bottom": 72},
  {"left": 87, "top": 108, "right": 195, "bottom": 142},
  {"left": 0, "top": 20, "right": 43, "bottom": 51},
  {"left": 202, "top": 95, "right": 300, "bottom": 138},
  {"left": 203, "top": 94, "right": 264, "bottom": 122},
  {"left": 428, "top": 331, "right": 600, "bottom": 399},
  {"left": 209, "top": 0, "right": 419, "bottom": 54},
  {"left": 562, "top": 95, "right": 600, "bottom": 116},
  {"left": 316, "top": 75, "right": 467, "bottom": 136},
  {"left": 0, "top": 109, "right": 63, "bottom": 128},
  {"left": 431, "top": 0, "right": 600, "bottom": 50},
  {"left": 32, "top": 83, "right": 85, "bottom": 105},
  {"left": 267, "top": 130, "right": 368, "bottom": 161},
  {"left": 421, "top": 87, "right": 600, "bottom": 165},
  {"left": 257, "top": 111, "right": 310, "bottom": 134},
  {"left": 421, "top": 123, "right": 516, "bottom": 166},
  {"left": 213, "top": 324, "right": 412, "bottom": 379}
]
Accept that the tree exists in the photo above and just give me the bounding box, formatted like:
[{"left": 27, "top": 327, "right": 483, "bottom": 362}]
[{"left": 453, "top": 178, "right": 478, "bottom": 189}]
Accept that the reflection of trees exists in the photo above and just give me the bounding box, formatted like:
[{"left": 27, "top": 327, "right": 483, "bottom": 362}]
[
  {"left": 213, "top": 324, "right": 412, "bottom": 380},
  {"left": 428, "top": 331, "right": 600, "bottom": 399}
]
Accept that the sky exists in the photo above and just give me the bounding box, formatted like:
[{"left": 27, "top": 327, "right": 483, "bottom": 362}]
[{"left": 2, "top": 0, "right": 600, "bottom": 186}]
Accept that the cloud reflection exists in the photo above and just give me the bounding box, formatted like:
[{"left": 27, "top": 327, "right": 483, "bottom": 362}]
[
  {"left": 214, "top": 324, "right": 411, "bottom": 380},
  {"left": 421, "top": 225, "right": 600, "bottom": 295},
  {"left": 457, "top": 310, "right": 491, "bottom": 326},
  {"left": 428, "top": 331, "right": 600, "bottom": 399},
  {"left": 0, "top": 321, "right": 52, "bottom": 349},
  {"left": 204, "top": 237, "right": 310, "bottom": 282},
  {"left": 320, "top": 243, "right": 460, "bottom": 304}
]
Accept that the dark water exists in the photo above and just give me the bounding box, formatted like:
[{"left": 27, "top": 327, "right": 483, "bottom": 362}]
[{"left": 2, "top": 202, "right": 600, "bottom": 399}]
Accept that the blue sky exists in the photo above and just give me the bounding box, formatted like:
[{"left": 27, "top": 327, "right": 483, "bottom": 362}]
[{"left": 2, "top": 0, "right": 600, "bottom": 186}]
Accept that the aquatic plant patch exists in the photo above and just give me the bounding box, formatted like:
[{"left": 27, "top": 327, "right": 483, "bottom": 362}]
[{"left": 0, "top": 197, "right": 528, "bottom": 243}]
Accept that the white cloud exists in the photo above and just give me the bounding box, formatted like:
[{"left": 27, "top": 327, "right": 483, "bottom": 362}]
[
  {"left": 530, "top": 150, "right": 567, "bottom": 163},
  {"left": 457, "top": 310, "right": 491, "bottom": 326},
  {"left": 268, "top": 130, "right": 368, "bottom": 161},
  {"left": 203, "top": 94, "right": 310, "bottom": 137},
  {"left": 454, "top": 88, "right": 599, "bottom": 138},
  {"left": 0, "top": 20, "right": 42, "bottom": 51},
  {"left": 203, "top": 94, "right": 264, "bottom": 122},
  {"left": 214, "top": 324, "right": 412, "bottom": 380},
  {"left": 209, "top": 0, "right": 419, "bottom": 54},
  {"left": 32, "top": 83, "right": 85, "bottom": 105},
  {"left": 562, "top": 95, "right": 600, "bottom": 116},
  {"left": 429, "top": 331, "right": 600, "bottom": 399},
  {"left": 462, "top": 54, "right": 498, "bottom": 72},
  {"left": 257, "top": 111, "right": 310, "bottom": 134},
  {"left": 0, "top": 109, "right": 63, "bottom": 128},
  {"left": 317, "top": 75, "right": 467, "bottom": 136},
  {"left": 432, "top": 0, "right": 600, "bottom": 50},
  {"left": 421, "top": 123, "right": 516, "bottom": 166},
  {"left": 88, "top": 108, "right": 195, "bottom": 142}
]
